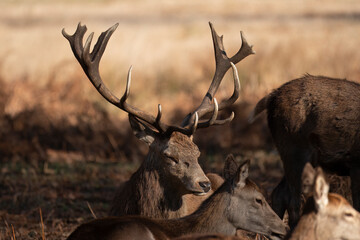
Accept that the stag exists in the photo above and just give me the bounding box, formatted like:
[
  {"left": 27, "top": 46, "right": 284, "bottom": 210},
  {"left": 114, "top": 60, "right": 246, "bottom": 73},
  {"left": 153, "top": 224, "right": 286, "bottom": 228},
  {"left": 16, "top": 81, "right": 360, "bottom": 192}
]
[
  {"left": 67, "top": 155, "right": 287, "bottom": 240},
  {"left": 250, "top": 75, "right": 360, "bottom": 228},
  {"left": 286, "top": 163, "right": 360, "bottom": 240},
  {"left": 62, "top": 22, "right": 254, "bottom": 219}
]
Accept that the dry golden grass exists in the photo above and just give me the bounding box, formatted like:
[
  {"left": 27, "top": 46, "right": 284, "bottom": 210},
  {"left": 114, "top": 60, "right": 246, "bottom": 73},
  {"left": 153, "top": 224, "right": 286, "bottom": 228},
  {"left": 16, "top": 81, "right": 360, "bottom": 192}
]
[{"left": 1, "top": 0, "right": 360, "bottom": 120}]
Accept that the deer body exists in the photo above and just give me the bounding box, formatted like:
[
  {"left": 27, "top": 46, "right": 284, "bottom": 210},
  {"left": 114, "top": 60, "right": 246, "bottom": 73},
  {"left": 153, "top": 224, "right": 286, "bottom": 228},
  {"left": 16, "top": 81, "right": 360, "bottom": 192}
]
[
  {"left": 251, "top": 75, "right": 360, "bottom": 227},
  {"left": 67, "top": 156, "right": 287, "bottom": 240},
  {"left": 286, "top": 163, "right": 360, "bottom": 240},
  {"left": 62, "top": 22, "right": 254, "bottom": 219}
]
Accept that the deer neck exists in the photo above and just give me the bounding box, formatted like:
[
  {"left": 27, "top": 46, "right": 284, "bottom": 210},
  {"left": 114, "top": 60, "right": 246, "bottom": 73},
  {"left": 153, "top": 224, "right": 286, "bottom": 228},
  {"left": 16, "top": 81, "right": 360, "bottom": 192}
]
[
  {"left": 133, "top": 152, "right": 188, "bottom": 219},
  {"left": 287, "top": 212, "right": 317, "bottom": 240},
  {"left": 165, "top": 184, "right": 236, "bottom": 237}
]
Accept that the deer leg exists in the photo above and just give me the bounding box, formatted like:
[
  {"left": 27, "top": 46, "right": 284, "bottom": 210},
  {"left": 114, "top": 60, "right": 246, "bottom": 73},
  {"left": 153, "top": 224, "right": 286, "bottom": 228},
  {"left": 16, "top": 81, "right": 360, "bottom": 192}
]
[
  {"left": 275, "top": 141, "right": 312, "bottom": 229},
  {"left": 350, "top": 165, "right": 360, "bottom": 211},
  {"left": 271, "top": 177, "right": 290, "bottom": 219}
]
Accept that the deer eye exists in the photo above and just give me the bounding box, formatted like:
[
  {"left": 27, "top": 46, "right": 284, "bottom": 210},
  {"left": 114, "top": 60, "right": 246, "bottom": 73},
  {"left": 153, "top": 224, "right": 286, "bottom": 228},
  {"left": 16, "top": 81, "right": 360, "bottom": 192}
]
[
  {"left": 166, "top": 155, "right": 179, "bottom": 164},
  {"left": 163, "top": 151, "right": 179, "bottom": 164},
  {"left": 344, "top": 212, "right": 354, "bottom": 219},
  {"left": 255, "top": 198, "right": 263, "bottom": 205}
]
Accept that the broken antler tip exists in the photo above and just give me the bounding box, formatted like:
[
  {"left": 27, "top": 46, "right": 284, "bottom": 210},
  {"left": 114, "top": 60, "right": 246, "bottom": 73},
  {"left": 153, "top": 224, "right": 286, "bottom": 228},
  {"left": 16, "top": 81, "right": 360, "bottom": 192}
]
[{"left": 76, "top": 22, "right": 87, "bottom": 31}]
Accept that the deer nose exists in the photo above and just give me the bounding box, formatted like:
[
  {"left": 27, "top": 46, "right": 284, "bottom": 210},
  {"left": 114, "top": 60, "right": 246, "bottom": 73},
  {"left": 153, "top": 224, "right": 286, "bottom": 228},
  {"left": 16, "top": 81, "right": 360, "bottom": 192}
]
[{"left": 199, "top": 181, "right": 211, "bottom": 193}]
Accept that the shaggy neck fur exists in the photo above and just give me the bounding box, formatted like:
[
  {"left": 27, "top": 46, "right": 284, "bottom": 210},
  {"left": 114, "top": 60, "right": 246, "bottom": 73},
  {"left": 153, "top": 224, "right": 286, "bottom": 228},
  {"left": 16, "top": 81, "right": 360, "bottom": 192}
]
[{"left": 109, "top": 150, "right": 187, "bottom": 219}]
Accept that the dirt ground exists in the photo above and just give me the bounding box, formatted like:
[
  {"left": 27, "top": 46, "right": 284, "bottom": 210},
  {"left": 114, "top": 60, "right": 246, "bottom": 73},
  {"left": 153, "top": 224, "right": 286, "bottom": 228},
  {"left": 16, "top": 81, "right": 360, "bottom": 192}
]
[{"left": 0, "top": 0, "right": 359, "bottom": 239}]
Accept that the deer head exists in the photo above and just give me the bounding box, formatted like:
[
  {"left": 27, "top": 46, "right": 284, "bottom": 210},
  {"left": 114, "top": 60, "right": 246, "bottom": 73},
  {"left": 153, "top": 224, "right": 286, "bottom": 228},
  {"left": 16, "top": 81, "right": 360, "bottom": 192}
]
[
  {"left": 289, "top": 163, "right": 360, "bottom": 240},
  {"left": 62, "top": 22, "right": 254, "bottom": 212},
  {"left": 222, "top": 155, "right": 287, "bottom": 239}
]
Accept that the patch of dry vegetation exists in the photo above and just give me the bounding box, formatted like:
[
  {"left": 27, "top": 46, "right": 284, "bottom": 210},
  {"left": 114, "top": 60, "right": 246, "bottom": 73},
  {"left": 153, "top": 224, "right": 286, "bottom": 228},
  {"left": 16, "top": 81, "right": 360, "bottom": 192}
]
[{"left": 1, "top": 0, "right": 360, "bottom": 113}]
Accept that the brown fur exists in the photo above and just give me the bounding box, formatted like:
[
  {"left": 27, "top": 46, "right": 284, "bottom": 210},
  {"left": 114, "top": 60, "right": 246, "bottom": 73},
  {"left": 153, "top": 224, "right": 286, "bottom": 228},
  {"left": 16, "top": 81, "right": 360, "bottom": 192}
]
[
  {"left": 67, "top": 156, "right": 287, "bottom": 240},
  {"left": 272, "top": 170, "right": 353, "bottom": 225},
  {"left": 173, "top": 233, "right": 243, "bottom": 240},
  {"left": 252, "top": 75, "right": 360, "bottom": 227},
  {"left": 327, "top": 174, "right": 352, "bottom": 205},
  {"left": 286, "top": 165, "right": 360, "bottom": 240},
  {"left": 110, "top": 131, "right": 212, "bottom": 219},
  {"left": 184, "top": 173, "right": 225, "bottom": 215}
]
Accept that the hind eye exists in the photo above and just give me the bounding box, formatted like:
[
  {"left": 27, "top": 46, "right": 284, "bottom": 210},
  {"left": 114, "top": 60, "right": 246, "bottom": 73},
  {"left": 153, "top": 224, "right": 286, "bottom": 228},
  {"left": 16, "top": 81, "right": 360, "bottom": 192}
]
[
  {"left": 344, "top": 212, "right": 354, "bottom": 219},
  {"left": 255, "top": 198, "right": 263, "bottom": 205}
]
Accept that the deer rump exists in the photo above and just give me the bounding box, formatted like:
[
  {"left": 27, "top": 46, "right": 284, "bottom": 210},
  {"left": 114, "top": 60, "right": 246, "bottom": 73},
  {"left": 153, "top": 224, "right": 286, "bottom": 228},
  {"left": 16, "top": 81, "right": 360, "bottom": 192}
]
[{"left": 251, "top": 74, "right": 360, "bottom": 226}]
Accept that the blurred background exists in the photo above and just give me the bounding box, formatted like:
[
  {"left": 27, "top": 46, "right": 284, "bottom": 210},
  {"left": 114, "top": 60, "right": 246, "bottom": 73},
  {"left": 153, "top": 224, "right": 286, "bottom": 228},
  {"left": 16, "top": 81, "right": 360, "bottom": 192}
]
[{"left": 1, "top": 0, "right": 359, "bottom": 239}]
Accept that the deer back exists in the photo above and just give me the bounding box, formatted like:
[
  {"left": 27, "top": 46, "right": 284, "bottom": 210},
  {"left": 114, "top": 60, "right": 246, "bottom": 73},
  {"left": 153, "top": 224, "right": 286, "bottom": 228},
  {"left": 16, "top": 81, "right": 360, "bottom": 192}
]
[{"left": 252, "top": 75, "right": 360, "bottom": 170}]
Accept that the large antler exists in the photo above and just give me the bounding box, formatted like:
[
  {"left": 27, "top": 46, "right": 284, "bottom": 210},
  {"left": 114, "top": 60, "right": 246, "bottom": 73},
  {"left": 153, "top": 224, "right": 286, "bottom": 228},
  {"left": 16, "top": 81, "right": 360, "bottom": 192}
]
[
  {"left": 62, "top": 23, "right": 203, "bottom": 135},
  {"left": 62, "top": 22, "right": 251, "bottom": 136},
  {"left": 181, "top": 22, "right": 255, "bottom": 127}
]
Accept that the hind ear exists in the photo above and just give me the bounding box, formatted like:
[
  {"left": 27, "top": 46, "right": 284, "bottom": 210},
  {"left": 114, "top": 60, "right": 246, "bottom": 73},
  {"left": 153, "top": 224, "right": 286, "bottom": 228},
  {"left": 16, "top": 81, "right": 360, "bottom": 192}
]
[
  {"left": 301, "top": 162, "right": 316, "bottom": 198},
  {"left": 314, "top": 168, "right": 329, "bottom": 211},
  {"left": 234, "top": 159, "right": 250, "bottom": 188},
  {"left": 129, "top": 114, "right": 155, "bottom": 146},
  {"left": 223, "top": 154, "right": 238, "bottom": 181}
]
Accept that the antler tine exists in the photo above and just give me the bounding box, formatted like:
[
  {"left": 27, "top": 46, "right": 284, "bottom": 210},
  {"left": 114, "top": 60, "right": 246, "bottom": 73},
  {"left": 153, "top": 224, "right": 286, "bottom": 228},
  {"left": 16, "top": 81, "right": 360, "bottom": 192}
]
[
  {"left": 121, "top": 66, "right": 168, "bottom": 132},
  {"left": 63, "top": 23, "right": 168, "bottom": 133},
  {"left": 62, "top": 23, "right": 120, "bottom": 104},
  {"left": 196, "top": 98, "right": 235, "bottom": 129},
  {"left": 154, "top": 104, "right": 165, "bottom": 133},
  {"left": 62, "top": 23, "right": 87, "bottom": 66},
  {"left": 182, "top": 22, "right": 254, "bottom": 127},
  {"left": 217, "top": 62, "right": 240, "bottom": 110},
  {"left": 164, "top": 98, "right": 233, "bottom": 136},
  {"left": 230, "top": 31, "right": 255, "bottom": 63}
]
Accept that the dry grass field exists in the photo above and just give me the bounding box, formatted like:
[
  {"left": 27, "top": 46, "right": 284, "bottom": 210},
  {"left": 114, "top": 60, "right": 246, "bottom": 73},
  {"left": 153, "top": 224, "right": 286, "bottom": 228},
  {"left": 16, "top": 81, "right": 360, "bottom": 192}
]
[{"left": 0, "top": 0, "right": 359, "bottom": 239}]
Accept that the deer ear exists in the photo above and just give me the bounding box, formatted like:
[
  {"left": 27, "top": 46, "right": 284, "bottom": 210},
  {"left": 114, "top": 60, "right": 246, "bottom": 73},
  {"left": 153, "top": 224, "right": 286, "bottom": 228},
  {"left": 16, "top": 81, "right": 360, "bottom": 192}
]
[
  {"left": 314, "top": 168, "right": 329, "bottom": 211},
  {"left": 223, "top": 154, "right": 238, "bottom": 181},
  {"left": 301, "top": 162, "right": 316, "bottom": 197},
  {"left": 234, "top": 159, "right": 250, "bottom": 188},
  {"left": 129, "top": 114, "right": 155, "bottom": 146}
]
